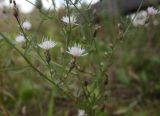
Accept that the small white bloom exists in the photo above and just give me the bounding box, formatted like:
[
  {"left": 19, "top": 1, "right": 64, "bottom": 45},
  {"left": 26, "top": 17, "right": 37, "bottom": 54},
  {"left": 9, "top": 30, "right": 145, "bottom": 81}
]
[
  {"left": 15, "top": 35, "right": 26, "bottom": 43},
  {"left": 129, "top": 11, "right": 148, "bottom": 27},
  {"left": 62, "top": 15, "right": 77, "bottom": 25},
  {"left": 22, "top": 21, "right": 32, "bottom": 30},
  {"left": 147, "top": 7, "right": 158, "bottom": 16},
  {"left": 67, "top": 44, "right": 88, "bottom": 58},
  {"left": 38, "top": 38, "right": 56, "bottom": 50},
  {"left": 78, "top": 109, "right": 87, "bottom": 116}
]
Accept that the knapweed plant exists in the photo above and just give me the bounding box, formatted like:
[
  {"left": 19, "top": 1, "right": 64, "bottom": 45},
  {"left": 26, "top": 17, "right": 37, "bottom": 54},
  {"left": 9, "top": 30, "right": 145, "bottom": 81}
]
[{"left": 1, "top": 0, "right": 160, "bottom": 116}]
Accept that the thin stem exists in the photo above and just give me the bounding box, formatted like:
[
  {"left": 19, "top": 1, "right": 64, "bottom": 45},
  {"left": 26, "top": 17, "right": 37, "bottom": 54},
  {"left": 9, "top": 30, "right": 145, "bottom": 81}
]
[
  {"left": 0, "top": 33, "right": 74, "bottom": 100},
  {"left": 123, "top": 0, "right": 144, "bottom": 37},
  {"left": 68, "top": 0, "right": 89, "bottom": 24},
  {"left": 16, "top": 17, "right": 29, "bottom": 42}
]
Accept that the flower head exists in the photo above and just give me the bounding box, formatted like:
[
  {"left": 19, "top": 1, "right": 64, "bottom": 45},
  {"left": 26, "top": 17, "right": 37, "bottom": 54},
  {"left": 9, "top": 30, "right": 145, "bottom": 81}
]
[
  {"left": 78, "top": 109, "right": 87, "bottom": 116},
  {"left": 15, "top": 35, "right": 26, "bottom": 43},
  {"left": 62, "top": 15, "right": 77, "bottom": 25},
  {"left": 67, "top": 44, "right": 88, "bottom": 58},
  {"left": 22, "top": 20, "right": 32, "bottom": 30},
  {"left": 129, "top": 11, "right": 148, "bottom": 27},
  {"left": 38, "top": 38, "right": 56, "bottom": 50},
  {"left": 147, "top": 7, "right": 158, "bottom": 16}
]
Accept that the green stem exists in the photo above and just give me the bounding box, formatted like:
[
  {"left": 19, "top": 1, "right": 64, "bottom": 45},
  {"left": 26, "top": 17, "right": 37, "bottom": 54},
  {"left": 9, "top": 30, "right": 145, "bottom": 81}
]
[
  {"left": 0, "top": 33, "right": 74, "bottom": 100},
  {"left": 123, "top": 0, "right": 144, "bottom": 37}
]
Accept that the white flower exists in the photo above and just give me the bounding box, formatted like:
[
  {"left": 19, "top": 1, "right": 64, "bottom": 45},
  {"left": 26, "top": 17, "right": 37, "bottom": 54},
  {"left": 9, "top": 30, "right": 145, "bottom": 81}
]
[
  {"left": 15, "top": 35, "right": 26, "bottom": 43},
  {"left": 38, "top": 38, "right": 56, "bottom": 50},
  {"left": 129, "top": 11, "right": 148, "bottom": 27},
  {"left": 78, "top": 109, "right": 87, "bottom": 116},
  {"left": 147, "top": 7, "right": 158, "bottom": 16},
  {"left": 22, "top": 21, "right": 32, "bottom": 30},
  {"left": 67, "top": 44, "right": 88, "bottom": 58},
  {"left": 62, "top": 15, "right": 77, "bottom": 25}
]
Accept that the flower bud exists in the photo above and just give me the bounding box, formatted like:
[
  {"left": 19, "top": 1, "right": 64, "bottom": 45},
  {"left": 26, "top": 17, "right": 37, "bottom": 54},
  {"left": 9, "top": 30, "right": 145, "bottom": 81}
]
[
  {"left": 45, "top": 50, "right": 51, "bottom": 64},
  {"left": 13, "top": 0, "right": 19, "bottom": 18}
]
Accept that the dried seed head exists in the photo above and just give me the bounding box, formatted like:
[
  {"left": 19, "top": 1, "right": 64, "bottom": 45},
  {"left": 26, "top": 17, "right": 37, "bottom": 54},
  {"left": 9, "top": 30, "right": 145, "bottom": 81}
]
[
  {"left": 93, "top": 24, "right": 101, "bottom": 37},
  {"left": 35, "top": 0, "right": 42, "bottom": 10},
  {"left": 84, "top": 80, "right": 89, "bottom": 86},
  {"left": 13, "top": 7, "right": 18, "bottom": 18},
  {"left": 69, "top": 58, "right": 76, "bottom": 71},
  {"left": 10, "top": 0, "right": 12, "bottom": 4},
  {"left": 104, "top": 73, "right": 109, "bottom": 85},
  {"left": 117, "top": 23, "right": 123, "bottom": 30},
  {"left": 45, "top": 50, "right": 51, "bottom": 64},
  {"left": 109, "top": 43, "right": 113, "bottom": 49},
  {"left": 100, "top": 104, "right": 106, "bottom": 111},
  {"left": 117, "top": 23, "right": 124, "bottom": 40},
  {"left": 13, "top": 0, "right": 16, "bottom": 5},
  {"left": 13, "top": 0, "right": 19, "bottom": 18}
]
